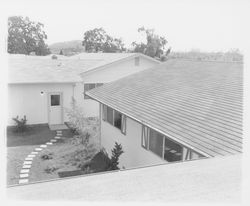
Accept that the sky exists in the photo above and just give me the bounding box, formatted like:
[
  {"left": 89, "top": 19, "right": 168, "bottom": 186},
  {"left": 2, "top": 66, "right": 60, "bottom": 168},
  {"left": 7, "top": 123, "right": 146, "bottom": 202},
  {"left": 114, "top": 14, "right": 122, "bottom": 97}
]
[{"left": 2, "top": 0, "right": 250, "bottom": 52}]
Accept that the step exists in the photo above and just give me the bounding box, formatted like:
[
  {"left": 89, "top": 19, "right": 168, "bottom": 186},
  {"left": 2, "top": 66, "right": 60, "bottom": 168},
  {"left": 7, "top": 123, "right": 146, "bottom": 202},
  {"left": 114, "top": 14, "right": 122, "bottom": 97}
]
[
  {"left": 23, "top": 161, "right": 32, "bottom": 165},
  {"left": 20, "top": 173, "right": 29, "bottom": 178},
  {"left": 28, "top": 154, "right": 36, "bottom": 158},
  {"left": 19, "top": 179, "right": 29, "bottom": 184},
  {"left": 20, "top": 169, "right": 30, "bottom": 173},
  {"left": 23, "top": 165, "right": 31, "bottom": 169}
]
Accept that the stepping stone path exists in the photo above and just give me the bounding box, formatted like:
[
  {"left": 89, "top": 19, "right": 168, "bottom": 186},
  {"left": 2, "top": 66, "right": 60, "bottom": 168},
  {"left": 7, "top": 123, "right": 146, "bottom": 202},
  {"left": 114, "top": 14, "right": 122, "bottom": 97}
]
[{"left": 18, "top": 130, "right": 64, "bottom": 185}]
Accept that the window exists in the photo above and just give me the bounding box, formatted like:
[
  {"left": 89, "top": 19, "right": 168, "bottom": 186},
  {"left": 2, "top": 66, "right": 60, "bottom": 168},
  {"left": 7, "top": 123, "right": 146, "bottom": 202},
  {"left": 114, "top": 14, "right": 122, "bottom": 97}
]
[
  {"left": 84, "top": 83, "right": 104, "bottom": 99},
  {"left": 134, "top": 57, "right": 140, "bottom": 66},
  {"left": 102, "top": 104, "right": 126, "bottom": 134},
  {"left": 114, "top": 110, "right": 122, "bottom": 129},
  {"left": 148, "top": 129, "right": 164, "bottom": 158},
  {"left": 164, "top": 138, "right": 182, "bottom": 162},
  {"left": 141, "top": 126, "right": 184, "bottom": 162},
  {"left": 51, "top": 95, "right": 60, "bottom": 106},
  {"left": 107, "top": 106, "right": 114, "bottom": 124}
]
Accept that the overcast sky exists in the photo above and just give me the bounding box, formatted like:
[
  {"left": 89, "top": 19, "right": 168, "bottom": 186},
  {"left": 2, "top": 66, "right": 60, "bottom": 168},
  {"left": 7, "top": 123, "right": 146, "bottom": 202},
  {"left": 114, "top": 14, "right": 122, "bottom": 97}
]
[{"left": 3, "top": 0, "right": 249, "bottom": 52}]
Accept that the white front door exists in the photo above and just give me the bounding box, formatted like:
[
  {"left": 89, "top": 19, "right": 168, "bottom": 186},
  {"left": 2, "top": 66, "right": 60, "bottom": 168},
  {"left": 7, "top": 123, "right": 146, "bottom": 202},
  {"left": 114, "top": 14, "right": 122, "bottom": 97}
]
[{"left": 48, "top": 93, "right": 63, "bottom": 125}]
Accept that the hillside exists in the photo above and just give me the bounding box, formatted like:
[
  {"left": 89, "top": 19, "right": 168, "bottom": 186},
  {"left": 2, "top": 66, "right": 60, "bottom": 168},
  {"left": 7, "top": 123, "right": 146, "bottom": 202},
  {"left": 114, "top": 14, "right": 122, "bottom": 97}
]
[{"left": 49, "top": 40, "right": 85, "bottom": 56}]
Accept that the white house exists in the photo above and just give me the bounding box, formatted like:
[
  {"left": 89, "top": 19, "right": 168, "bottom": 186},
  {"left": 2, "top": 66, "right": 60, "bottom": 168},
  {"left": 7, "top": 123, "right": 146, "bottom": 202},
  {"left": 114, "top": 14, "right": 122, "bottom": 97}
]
[
  {"left": 8, "top": 53, "right": 159, "bottom": 126},
  {"left": 86, "top": 59, "right": 243, "bottom": 169}
]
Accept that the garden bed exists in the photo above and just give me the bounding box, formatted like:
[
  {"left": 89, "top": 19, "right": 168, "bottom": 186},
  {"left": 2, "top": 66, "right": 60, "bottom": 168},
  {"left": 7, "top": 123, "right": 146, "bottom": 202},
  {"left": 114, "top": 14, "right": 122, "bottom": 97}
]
[{"left": 6, "top": 118, "right": 101, "bottom": 185}]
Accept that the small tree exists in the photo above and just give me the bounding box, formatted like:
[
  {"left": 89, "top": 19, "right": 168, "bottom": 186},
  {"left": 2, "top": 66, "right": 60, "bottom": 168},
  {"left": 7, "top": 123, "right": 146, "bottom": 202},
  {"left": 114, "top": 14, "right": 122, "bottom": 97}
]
[
  {"left": 65, "top": 98, "right": 94, "bottom": 156},
  {"left": 108, "top": 142, "right": 124, "bottom": 170},
  {"left": 59, "top": 49, "right": 63, "bottom": 55}
]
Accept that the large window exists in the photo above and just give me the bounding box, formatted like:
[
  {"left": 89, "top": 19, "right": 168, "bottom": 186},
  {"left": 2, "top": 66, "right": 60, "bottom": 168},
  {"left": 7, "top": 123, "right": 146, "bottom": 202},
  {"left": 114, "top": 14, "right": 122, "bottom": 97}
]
[
  {"left": 164, "top": 138, "right": 182, "bottom": 162},
  {"left": 84, "top": 83, "right": 104, "bottom": 99},
  {"left": 107, "top": 106, "right": 113, "bottom": 125},
  {"left": 141, "top": 126, "right": 184, "bottom": 162},
  {"left": 114, "top": 110, "right": 122, "bottom": 129},
  {"left": 149, "top": 129, "right": 164, "bottom": 158},
  {"left": 102, "top": 104, "right": 126, "bottom": 134}
]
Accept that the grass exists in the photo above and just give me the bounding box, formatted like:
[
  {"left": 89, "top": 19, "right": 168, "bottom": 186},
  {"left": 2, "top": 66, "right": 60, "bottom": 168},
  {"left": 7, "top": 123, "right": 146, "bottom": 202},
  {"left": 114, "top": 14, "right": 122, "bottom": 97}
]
[
  {"left": 7, "top": 124, "right": 56, "bottom": 147},
  {"left": 7, "top": 118, "right": 100, "bottom": 186}
]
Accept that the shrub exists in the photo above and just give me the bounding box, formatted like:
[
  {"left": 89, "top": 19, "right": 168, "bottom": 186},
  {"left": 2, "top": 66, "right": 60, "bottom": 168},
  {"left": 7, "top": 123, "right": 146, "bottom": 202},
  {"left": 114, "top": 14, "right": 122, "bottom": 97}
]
[
  {"left": 108, "top": 142, "right": 124, "bottom": 170},
  {"left": 65, "top": 98, "right": 85, "bottom": 137},
  {"left": 44, "top": 166, "right": 58, "bottom": 174},
  {"left": 82, "top": 143, "right": 124, "bottom": 173},
  {"left": 12, "top": 115, "right": 27, "bottom": 133},
  {"left": 41, "top": 153, "right": 53, "bottom": 160}
]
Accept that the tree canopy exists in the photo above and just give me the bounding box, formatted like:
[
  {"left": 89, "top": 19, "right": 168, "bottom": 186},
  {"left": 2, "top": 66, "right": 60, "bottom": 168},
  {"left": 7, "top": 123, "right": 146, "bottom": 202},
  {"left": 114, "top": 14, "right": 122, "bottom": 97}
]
[
  {"left": 131, "top": 27, "right": 169, "bottom": 58},
  {"left": 8, "top": 16, "right": 50, "bottom": 55},
  {"left": 82, "top": 28, "right": 125, "bottom": 53}
]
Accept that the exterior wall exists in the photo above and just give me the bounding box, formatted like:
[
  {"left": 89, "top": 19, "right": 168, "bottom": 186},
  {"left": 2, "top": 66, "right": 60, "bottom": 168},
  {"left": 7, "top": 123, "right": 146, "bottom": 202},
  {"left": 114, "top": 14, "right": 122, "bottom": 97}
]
[
  {"left": 100, "top": 103, "right": 204, "bottom": 169},
  {"left": 8, "top": 83, "right": 81, "bottom": 125},
  {"left": 100, "top": 108, "right": 165, "bottom": 169},
  {"left": 81, "top": 57, "right": 158, "bottom": 117}
]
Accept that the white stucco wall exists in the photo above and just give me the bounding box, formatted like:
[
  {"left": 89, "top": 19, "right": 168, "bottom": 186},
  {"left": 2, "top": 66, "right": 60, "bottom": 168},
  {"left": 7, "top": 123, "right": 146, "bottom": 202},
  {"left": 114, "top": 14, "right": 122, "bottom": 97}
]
[
  {"left": 100, "top": 111, "right": 165, "bottom": 169},
  {"left": 7, "top": 83, "right": 82, "bottom": 125},
  {"left": 8, "top": 57, "right": 158, "bottom": 125},
  {"left": 81, "top": 57, "right": 159, "bottom": 117}
]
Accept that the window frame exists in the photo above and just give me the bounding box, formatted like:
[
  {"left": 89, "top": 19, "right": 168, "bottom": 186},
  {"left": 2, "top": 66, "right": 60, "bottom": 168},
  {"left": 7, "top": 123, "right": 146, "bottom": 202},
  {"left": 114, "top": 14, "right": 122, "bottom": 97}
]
[
  {"left": 101, "top": 104, "right": 126, "bottom": 135},
  {"left": 50, "top": 94, "right": 60, "bottom": 106},
  {"left": 141, "top": 125, "right": 188, "bottom": 162}
]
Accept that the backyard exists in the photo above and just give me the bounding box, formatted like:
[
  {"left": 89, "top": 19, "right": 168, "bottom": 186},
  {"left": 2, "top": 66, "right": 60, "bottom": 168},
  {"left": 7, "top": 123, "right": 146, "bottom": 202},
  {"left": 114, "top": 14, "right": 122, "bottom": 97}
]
[{"left": 7, "top": 118, "right": 101, "bottom": 186}]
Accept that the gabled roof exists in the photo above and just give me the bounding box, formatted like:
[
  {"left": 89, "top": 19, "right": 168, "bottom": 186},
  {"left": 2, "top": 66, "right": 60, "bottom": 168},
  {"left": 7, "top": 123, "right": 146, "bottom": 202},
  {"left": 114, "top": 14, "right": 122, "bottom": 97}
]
[
  {"left": 8, "top": 53, "right": 159, "bottom": 84},
  {"left": 8, "top": 54, "right": 101, "bottom": 83},
  {"left": 86, "top": 59, "right": 243, "bottom": 157},
  {"left": 69, "top": 52, "right": 160, "bottom": 74}
]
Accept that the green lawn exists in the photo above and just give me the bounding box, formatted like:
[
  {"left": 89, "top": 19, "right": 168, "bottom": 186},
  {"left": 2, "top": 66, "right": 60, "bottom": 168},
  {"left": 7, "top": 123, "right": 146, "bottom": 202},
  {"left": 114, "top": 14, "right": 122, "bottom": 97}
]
[{"left": 7, "top": 124, "right": 56, "bottom": 147}]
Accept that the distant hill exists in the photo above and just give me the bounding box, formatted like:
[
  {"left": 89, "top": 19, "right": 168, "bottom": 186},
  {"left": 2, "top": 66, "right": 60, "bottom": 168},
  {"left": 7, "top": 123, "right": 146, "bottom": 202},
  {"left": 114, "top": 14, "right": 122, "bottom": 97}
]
[{"left": 49, "top": 40, "right": 85, "bottom": 56}]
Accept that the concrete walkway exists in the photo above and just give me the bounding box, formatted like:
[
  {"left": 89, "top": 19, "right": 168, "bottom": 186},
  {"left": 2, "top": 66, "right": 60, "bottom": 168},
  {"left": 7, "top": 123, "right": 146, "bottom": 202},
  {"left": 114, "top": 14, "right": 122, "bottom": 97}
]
[
  {"left": 18, "top": 130, "right": 63, "bottom": 184},
  {"left": 9, "top": 155, "right": 242, "bottom": 202}
]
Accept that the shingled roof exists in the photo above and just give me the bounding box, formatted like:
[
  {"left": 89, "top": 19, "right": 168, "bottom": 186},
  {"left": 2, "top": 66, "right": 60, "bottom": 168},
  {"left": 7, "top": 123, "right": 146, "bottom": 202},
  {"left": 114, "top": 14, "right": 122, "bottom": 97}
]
[
  {"left": 8, "top": 54, "right": 101, "bottom": 83},
  {"left": 86, "top": 59, "right": 243, "bottom": 157},
  {"left": 8, "top": 53, "right": 159, "bottom": 84}
]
